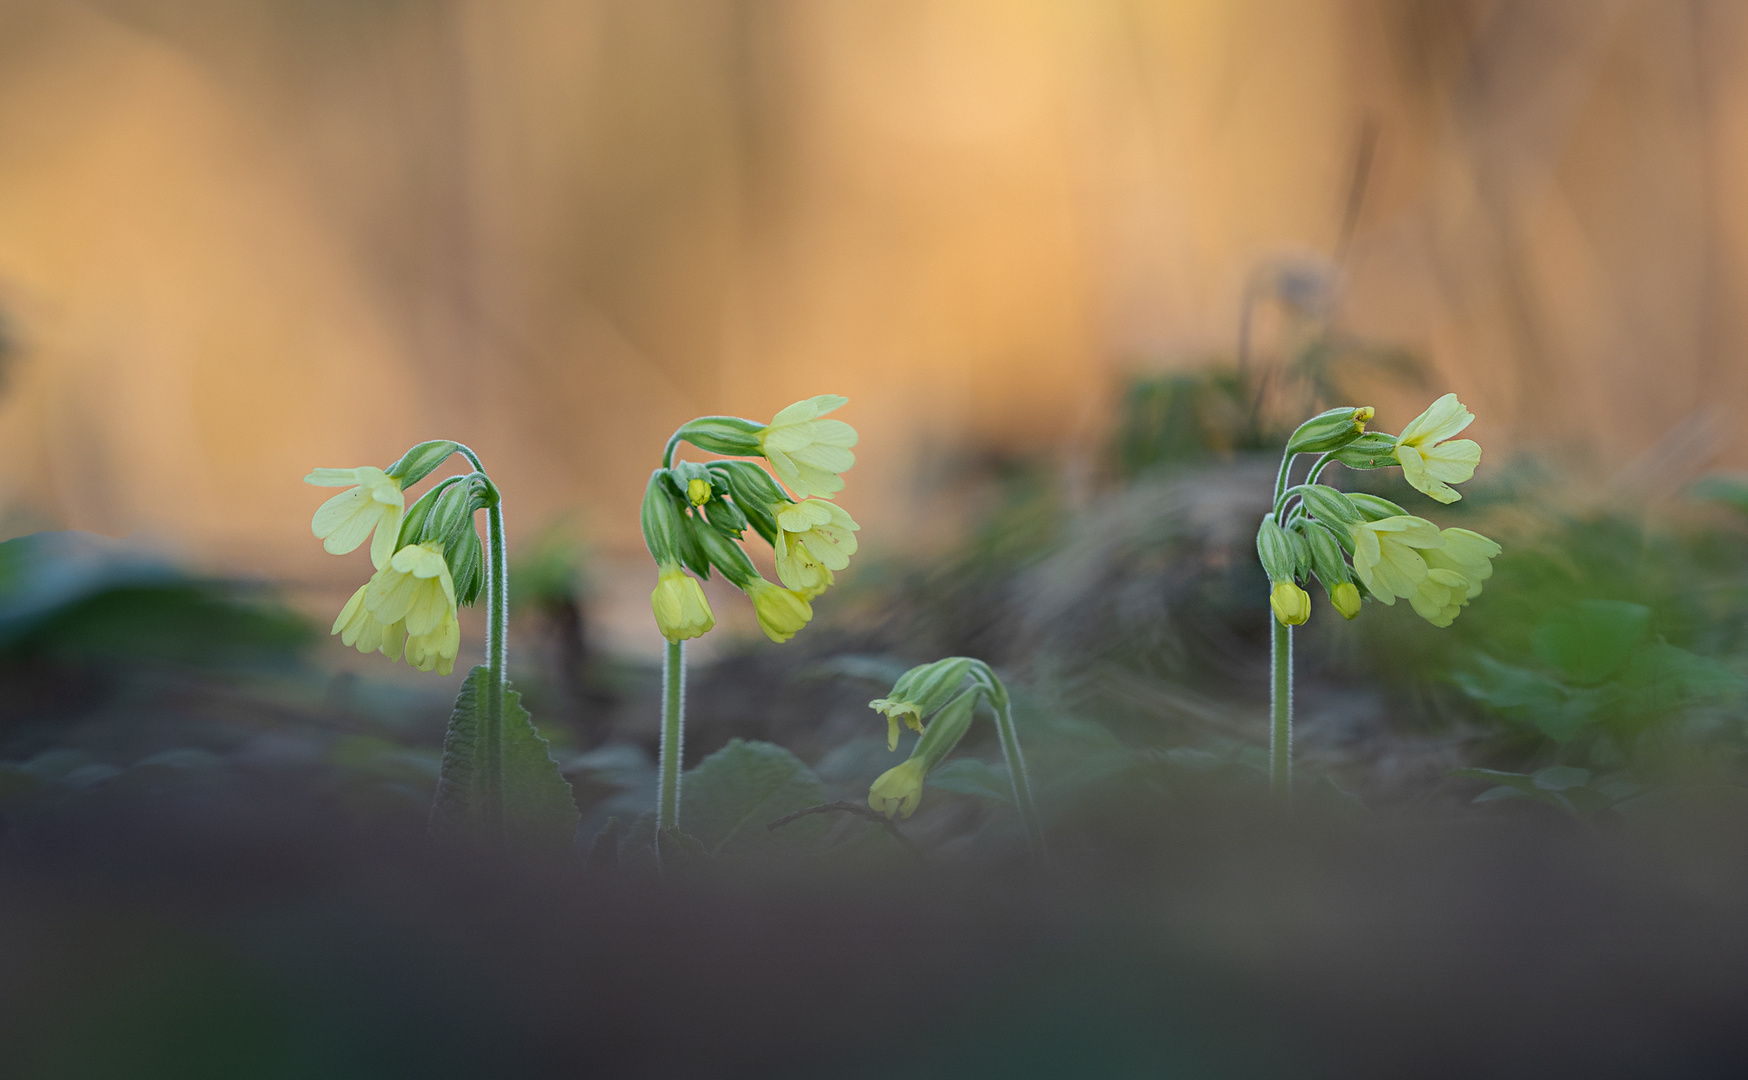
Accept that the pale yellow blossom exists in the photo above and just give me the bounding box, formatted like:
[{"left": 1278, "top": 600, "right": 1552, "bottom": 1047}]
[
  {"left": 1393, "top": 394, "right": 1482, "bottom": 504},
  {"left": 758, "top": 395, "right": 858, "bottom": 499},
  {"left": 306, "top": 466, "right": 405, "bottom": 568}
]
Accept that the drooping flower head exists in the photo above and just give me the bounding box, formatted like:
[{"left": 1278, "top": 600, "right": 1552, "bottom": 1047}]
[
  {"left": 651, "top": 563, "right": 715, "bottom": 643},
  {"left": 868, "top": 758, "right": 926, "bottom": 819},
  {"left": 774, "top": 498, "right": 860, "bottom": 598},
  {"left": 306, "top": 466, "right": 405, "bottom": 569},
  {"left": 745, "top": 577, "right": 813, "bottom": 644},
  {"left": 758, "top": 395, "right": 858, "bottom": 499},
  {"left": 1351, "top": 515, "right": 1443, "bottom": 603},
  {"left": 1393, "top": 394, "right": 1482, "bottom": 505}
]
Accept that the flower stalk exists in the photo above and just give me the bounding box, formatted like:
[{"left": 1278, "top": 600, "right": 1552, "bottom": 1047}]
[
  {"left": 1258, "top": 397, "right": 1499, "bottom": 805},
  {"left": 643, "top": 396, "right": 859, "bottom": 839}
]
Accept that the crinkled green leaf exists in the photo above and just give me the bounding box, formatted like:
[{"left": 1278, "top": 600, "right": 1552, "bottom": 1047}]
[{"left": 430, "top": 666, "right": 578, "bottom": 854}]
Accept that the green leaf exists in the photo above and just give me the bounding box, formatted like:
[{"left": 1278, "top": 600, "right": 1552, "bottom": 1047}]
[
  {"left": 1531, "top": 600, "right": 1649, "bottom": 685},
  {"left": 679, "top": 739, "right": 827, "bottom": 859},
  {"left": 1531, "top": 765, "right": 1591, "bottom": 791},
  {"left": 430, "top": 666, "right": 579, "bottom": 854},
  {"left": 926, "top": 758, "right": 1014, "bottom": 803}
]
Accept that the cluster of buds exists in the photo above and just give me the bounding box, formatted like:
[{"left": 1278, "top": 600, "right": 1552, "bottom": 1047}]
[
  {"left": 306, "top": 440, "right": 494, "bottom": 675},
  {"left": 866, "top": 658, "right": 1012, "bottom": 819},
  {"left": 1260, "top": 394, "right": 1501, "bottom": 629},
  {"left": 643, "top": 396, "right": 861, "bottom": 644}
]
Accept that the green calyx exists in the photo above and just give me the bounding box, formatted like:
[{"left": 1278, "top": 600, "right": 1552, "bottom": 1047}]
[
  {"left": 398, "top": 472, "right": 493, "bottom": 605},
  {"left": 1285, "top": 407, "right": 1372, "bottom": 456},
  {"left": 1256, "top": 516, "right": 1299, "bottom": 584},
  {"left": 669, "top": 416, "right": 765, "bottom": 460},
  {"left": 1326, "top": 431, "right": 1399, "bottom": 470},
  {"left": 385, "top": 440, "right": 460, "bottom": 488}
]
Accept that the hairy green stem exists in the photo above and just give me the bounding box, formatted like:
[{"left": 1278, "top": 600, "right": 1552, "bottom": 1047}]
[
  {"left": 1270, "top": 617, "right": 1292, "bottom": 802},
  {"left": 1272, "top": 450, "right": 1297, "bottom": 513},
  {"left": 657, "top": 639, "right": 685, "bottom": 831},
  {"left": 482, "top": 499, "right": 508, "bottom": 835},
  {"left": 993, "top": 701, "right": 1048, "bottom": 864}
]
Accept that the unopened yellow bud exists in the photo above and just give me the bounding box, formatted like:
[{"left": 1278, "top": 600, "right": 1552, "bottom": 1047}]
[
  {"left": 869, "top": 759, "right": 926, "bottom": 819},
  {"left": 1352, "top": 406, "right": 1375, "bottom": 431},
  {"left": 686, "top": 478, "right": 712, "bottom": 507},
  {"left": 651, "top": 564, "right": 715, "bottom": 642},
  {"left": 1270, "top": 581, "right": 1311, "bottom": 626},
  {"left": 1331, "top": 581, "right": 1362, "bottom": 619}
]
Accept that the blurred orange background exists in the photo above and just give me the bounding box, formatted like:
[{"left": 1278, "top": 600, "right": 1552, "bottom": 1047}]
[{"left": 0, "top": 0, "right": 1744, "bottom": 595}]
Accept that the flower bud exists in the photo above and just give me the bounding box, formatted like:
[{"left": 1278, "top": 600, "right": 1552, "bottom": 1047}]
[
  {"left": 384, "top": 440, "right": 459, "bottom": 488},
  {"left": 1330, "top": 581, "right": 1362, "bottom": 619},
  {"left": 651, "top": 564, "right": 714, "bottom": 642},
  {"left": 1270, "top": 581, "right": 1311, "bottom": 626},
  {"left": 687, "top": 478, "right": 711, "bottom": 507},
  {"left": 1327, "top": 432, "right": 1399, "bottom": 470},
  {"left": 1256, "top": 516, "right": 1298, "bottom": 584},
  {"left": 673, "top": 416, "right": 765, "bottom": 457},
  {"left": 868, "top": 759, "right": 926, "bottom": 819},
  {"left": 1285, "top": 407, "right": 1374, "bottom": 455}
]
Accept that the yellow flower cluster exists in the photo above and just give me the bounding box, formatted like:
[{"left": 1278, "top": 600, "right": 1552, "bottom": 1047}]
[
  {"left": 306, "top": 466, "right": 461, "bottom": 675},
  {"left": 1352, "top": 518, "right": 1501, "bottom": 628}
]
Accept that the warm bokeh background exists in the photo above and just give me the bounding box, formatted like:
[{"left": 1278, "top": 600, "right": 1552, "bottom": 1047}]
[{"left": 1, "top": 0, "right": 1745, "bottom": 598}]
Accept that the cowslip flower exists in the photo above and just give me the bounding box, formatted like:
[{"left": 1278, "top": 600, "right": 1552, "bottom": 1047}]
[
  {"left": 758, "top": 395, "right": 858, "bottom": 499},
  {"left": 306, "top": 466, "right": 405, "bottom": 568},
  {"left": 1270, "top": 581, "right": 1311, "bottom": 626},
  {"left": 333, "top": 583, "right": 407, "bottom": 663},
  {"left": 868, "top": 698, "right": 926, "bottom": 751},
  {"left": 1393, "top": 394, "right": 1482, "bottom": 504},
  {"left": 331, "top": 542, "right": 461, "bottom": 675},
  {"left": 366, "top": 543, "right": 461, "bottom": 675},
  {"left": 1351, "top": 515, "right": 1443, "bottom": 602},
  {"left": 868, "top": 758, "right": 926, "bottom": 819},
  {"left": 746, "top": 577, "right": 812, "bottom": 643},
  {"left": 651, "top": 563, "right": 715, "bottom": 642},
  {"left": 1410, "top": 568, "right": 1472, "bottom": 627},
  {"left": 1422, "top": 527, "right": 1501, "bottom": 599},
  {"left": 774, "top": 498, "right": 860, "bottom": 597}
]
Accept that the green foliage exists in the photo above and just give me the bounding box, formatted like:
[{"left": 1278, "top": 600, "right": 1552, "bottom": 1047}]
[
  {"left": 674, "top": 739, "right": 827, "bottom": 859},
  {"left": 1450, "top": 766, "right": 1640, "bottom": 818},
  {"left": 590, "top": 740, "right": 834, "bottom": 870},
  {"left": 430, "top": 667, "right": 578, "bottom": 853}
]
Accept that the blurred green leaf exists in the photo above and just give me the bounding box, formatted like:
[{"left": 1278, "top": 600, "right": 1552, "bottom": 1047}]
[
  {"left": 927, "top": 758, "right": 1014, "bottom": 803},
  {"left": 1531, "top": 600, "right": 1649, "bottom": 684},
  {"left": 679, "top": 739, "right": 826, "bottom": 859},
  {"left": 430, "top": 667, "right": 578, "bottom": 853}
]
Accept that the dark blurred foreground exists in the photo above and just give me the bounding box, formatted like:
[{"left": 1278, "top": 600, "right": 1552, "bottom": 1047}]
[{"left": 4, "top": 768, "right": 1748, "bottom": 1079}]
